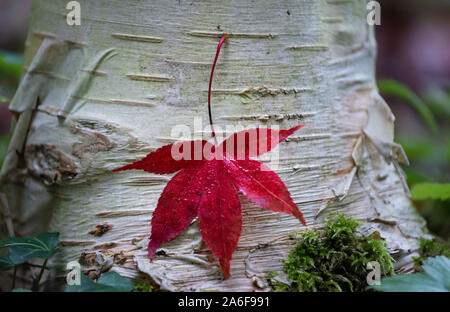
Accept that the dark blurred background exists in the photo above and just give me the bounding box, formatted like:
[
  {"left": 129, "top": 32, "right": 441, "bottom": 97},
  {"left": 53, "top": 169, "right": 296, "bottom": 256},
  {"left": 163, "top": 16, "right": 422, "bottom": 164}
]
[
  {"left": 376, "top": 0, "right": 450, "bottom": 239},
  {"left": 0, "top": 0, "right": 448, "bottom": 239}
]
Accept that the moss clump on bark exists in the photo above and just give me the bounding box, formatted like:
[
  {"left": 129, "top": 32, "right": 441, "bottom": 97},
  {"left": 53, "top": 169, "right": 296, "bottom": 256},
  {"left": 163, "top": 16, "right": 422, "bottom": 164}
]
[
  {"left": 269, "top": 213, "right": 394, "bottom": 292},
  {"left": 133, "top": 283, "right": 154, "bottom": 292},
  {"left": 413, "top": 238, "right": 450, "bottom": 270}
]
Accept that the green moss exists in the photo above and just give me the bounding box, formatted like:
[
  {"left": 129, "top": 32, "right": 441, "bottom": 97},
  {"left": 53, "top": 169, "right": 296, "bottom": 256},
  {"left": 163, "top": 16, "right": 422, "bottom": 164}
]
[
  {"left": 413, "top": 238, "right": 450, "bottom": 269},
  {"left": 263, "top": 270, "right": 290, "bottom": 291},
  {"left": 133, "top": 283, "right": 153, "bottom": 292},
  {"left": 268, "top": 213, "right": 394, "bottom": 292},
  {"left": 200, "top": 289, "right": 219, "bottom": 292},
  {"left": 264, "top": 270, "right": 279, "bottom": 278}
]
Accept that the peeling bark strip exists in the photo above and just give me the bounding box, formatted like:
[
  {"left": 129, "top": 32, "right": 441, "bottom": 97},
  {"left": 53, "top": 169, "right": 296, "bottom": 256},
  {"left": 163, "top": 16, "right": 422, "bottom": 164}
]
[
  {"left": 322, "top": 17, "right": 344, "bottom": 23},
  {"left": 25, "top": 69, "right": 70, "bottom": 82},
  {"left": 33, "top": 31, "right": 87, "bottom": 46},
  {"left": 188, "top": 31, "right": 275, "bottom": 39},
  {"left": 111, "top": 33, "right": 163, "bottom": 43},
  {"left": 209, "top": 87, "right": 312, "bottom": 95},
  {"left": 326, "top": 0, "right": 352, "bottom": 4},
  {"left": 33, "top": 31, "right": 57, "bottom": 40},
  {"left": 286, "top": 45, "right": 329, "bottom": 51},
  {"left": 60, "top": 241, "right": 95, "bottom": 246},
  {"left": 71, "top": 96, "right": 156, "bottom": 107},
  {"left": 95, "top": 210, "right": 152, "bottom": 217},
  {"left": 220, "top": 112, "right": 316, "bottom": 121},
  {"left": 79, "top": 69, "right": 107, "bottom": 76},
  {"left": 1, "top": 0, "right": 428, "bottom": 291},
  {"left": 126, "top": 74, "right": 171, "bottom": 82}
]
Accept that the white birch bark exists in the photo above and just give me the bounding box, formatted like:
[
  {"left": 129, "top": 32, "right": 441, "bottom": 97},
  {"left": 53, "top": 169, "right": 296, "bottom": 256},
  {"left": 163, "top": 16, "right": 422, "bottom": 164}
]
[{"left": 1, "top": 0, "right": 429, "bottom": 291}]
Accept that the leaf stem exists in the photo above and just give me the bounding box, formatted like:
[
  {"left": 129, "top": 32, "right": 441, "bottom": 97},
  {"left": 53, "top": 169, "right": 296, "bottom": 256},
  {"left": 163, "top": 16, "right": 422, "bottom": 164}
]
[
  {"left": 12, "top": 266, "right": 17, "bottom": 290},
  {"left": 32, "top": 258, "right": 48, "bottom": 292},
  {"left": 208, "top": 34, "right": 227, "bottom": 145}
]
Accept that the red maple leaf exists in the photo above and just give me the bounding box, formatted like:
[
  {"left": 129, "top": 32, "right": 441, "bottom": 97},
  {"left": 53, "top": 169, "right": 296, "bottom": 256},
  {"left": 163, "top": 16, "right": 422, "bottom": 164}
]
[
  {"left": 112, "top": 126, "right": 305, "bottom": 277},
  {"left": 112, "top": 34, "right": 306, "bottom": 278}
]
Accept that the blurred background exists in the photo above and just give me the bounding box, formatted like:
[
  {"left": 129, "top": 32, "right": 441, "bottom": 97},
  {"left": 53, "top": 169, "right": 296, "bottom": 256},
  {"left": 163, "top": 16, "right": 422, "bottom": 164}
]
[{"left": 0, "top": 0, "right": 448, "bottom": 239}]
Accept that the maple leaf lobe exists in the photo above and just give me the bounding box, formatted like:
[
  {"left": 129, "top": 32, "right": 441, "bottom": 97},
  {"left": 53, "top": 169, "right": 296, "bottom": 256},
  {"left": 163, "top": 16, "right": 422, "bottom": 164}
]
[
  {"left": 112, "top": 140, "right": 213, "bottom": 174},
  {"left": 197, "top": 160, "right": 242, "bottom": 279},
  {"left": 223, "top": 158, "right": 306, "bottom": 226},
  {"left": 147, "top": 163, "right": 205, "bottom": 260},
  {"left": 218, "top": 125, "right": 304, "bottom": 159}
]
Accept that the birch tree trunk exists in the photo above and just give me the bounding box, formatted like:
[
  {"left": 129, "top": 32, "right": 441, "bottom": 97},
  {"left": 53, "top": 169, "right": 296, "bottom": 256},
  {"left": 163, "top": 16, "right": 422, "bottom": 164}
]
[{"left": 1, "top": 0, "right": 429, "bottom": 291}]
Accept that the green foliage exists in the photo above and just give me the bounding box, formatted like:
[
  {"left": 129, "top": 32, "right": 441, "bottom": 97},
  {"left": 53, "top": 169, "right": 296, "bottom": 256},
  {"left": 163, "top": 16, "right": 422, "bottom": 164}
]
[
  {"left": 369, "top": 256, "right": 450, "bottom": 292},
  {"left": 413, "top": 238, "right": 450, "bottom": 269},
  {"left": 399, "top": 138, "right": 449, "bottom": 169},
  {"left": 270, "top": 213, "right": 393, "bottom": 292},
  {"left": 133, "top": 283, "right": 154, "bottom": 292},
  {"left": 419, "top": 238, "right": 450, "bottom": 258},
  {"left": 378, "top": 79, "right": 438, "bottom": 133},
  {"left": 422, "top": 87, "right": 450, "bottom": 120},
  {"left": 65, "top": 271, "right": 134, "bottom": 292},
  {"left": 96, "top": 271, "right": 134, "bottom": 292},
  {"left": 0, "top": 232, "right": 60, "bottom": 291},
  {"left": 0, "top": 49, "right": 22, "bottom": 78},
  {"left": 0, "top": 254, "right": 15, "bottom": 270},
  {"left": 0, "top": 232, "right": 59, "bottom": 265},
  {"left": 12, "top": 288, "right": 32, "bottom": 292},
  {"left": 411, "top": 183, "right": 450, "bottom": 201}
]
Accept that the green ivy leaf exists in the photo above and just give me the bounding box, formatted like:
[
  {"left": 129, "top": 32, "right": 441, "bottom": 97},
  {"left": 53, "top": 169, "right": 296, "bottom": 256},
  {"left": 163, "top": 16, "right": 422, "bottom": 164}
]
[
  {"left": 0, "top": 232, "right": 59, "bottom": 265},
  {"left": 0, "top": 254, "right": 15, "bottom": 270},
  {"left": 411, "top": 183, "right": 450, "bottom": 201},
  {"left": 66, "top": 274, "right": 116, "bottom": 292},
  {"left": 65, "top": 271, "right": 134, "bottom": 292},
  {"left": 97, "top": 271, "right": 134, "bottom": 292},
  {"left": 368, "top": 256, "right": 450, "bottom": 292},
  {"left": 12, "top": 288, "right": 32, "bottom": 292}
]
